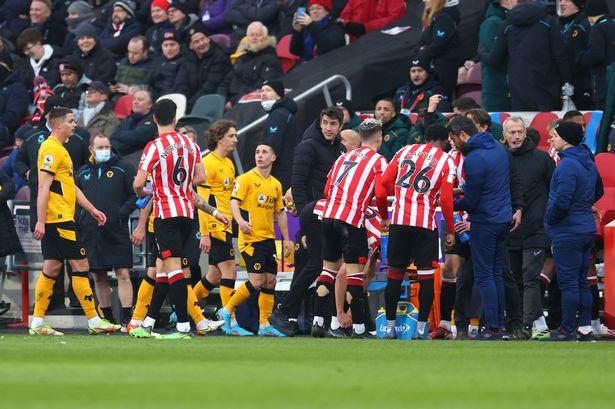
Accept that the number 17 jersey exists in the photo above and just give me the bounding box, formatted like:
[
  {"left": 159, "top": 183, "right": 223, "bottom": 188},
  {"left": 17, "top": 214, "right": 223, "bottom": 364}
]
[{"left": 387, "top": 144, "right": 454, "bottom": 230}]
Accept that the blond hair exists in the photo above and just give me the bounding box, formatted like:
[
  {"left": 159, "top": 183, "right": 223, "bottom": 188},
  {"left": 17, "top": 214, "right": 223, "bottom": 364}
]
[{"left": 422, "top": 0, "right": 445, "bottom": 26}]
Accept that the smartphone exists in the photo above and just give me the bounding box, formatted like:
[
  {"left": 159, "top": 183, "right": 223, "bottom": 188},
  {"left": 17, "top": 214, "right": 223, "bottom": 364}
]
[
  {"left": 108, "top": 80, "right": 117, "bottom": 86},
  {"left": 295, "top": 7, "right": 306, "bottom": 23}
]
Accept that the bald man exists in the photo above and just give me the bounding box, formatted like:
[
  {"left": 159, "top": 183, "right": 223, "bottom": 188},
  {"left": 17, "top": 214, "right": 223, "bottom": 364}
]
[{"left": 340, "top": 129, "right": 361, "bottom": 151}]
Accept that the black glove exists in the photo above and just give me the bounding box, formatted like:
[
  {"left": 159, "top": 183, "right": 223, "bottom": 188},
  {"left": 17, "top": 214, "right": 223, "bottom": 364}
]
[{"left": 345, "top": 22, "right": 366, "bottom": 37}]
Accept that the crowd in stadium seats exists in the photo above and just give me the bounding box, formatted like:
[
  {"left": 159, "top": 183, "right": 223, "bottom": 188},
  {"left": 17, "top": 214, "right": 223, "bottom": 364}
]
[{"left": 1, "top": 0, "right": 615, "bottom": 339}]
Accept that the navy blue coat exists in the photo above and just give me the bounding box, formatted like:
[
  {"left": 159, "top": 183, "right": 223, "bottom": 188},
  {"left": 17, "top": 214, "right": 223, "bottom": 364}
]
[
  {"left": 544, "top": 145, "right": 603, "bottom": 238},
  {"left": 454, "top": 131, "right": 512, "bottom": 224},
  {"left": 0, "top": 71, "right": 29, "bottom": 148},
  {"left": 109, "top": 112, "right": 157, "bottom": 156},
  {"left": 99, "top": 18, "right": 144, "bottom": 59}
]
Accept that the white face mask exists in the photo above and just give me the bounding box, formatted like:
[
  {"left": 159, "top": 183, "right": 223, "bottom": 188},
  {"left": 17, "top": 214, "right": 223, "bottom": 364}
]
[
  {"left": 261, "top": 99, "right": 276, "bottom": 111},
  {"left": 94, "top": 149, "right": 111, "bottom": 163}
]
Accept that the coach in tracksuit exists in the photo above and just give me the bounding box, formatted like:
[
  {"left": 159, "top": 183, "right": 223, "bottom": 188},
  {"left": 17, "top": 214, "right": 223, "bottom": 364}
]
[
  {"left": 544, "top": 122, "right": 603, "bottom": 341},
  {"left": 448, "top": 116, "right": 512, "bottom": 340}
]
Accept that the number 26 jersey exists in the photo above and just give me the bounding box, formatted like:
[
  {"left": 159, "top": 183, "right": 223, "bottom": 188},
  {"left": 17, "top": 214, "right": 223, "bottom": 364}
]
[{"left": 385, "top": 144, "right": 455, "bottom": 230}]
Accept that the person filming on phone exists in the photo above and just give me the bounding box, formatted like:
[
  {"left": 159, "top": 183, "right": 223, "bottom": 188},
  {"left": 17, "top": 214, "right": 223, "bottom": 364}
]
[{"left": 290, "top": 0, "right": 345, "bottom": 62}]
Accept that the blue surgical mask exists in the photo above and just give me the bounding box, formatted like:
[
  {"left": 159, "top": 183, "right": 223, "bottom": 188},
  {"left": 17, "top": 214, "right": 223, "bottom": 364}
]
[{"left": 94, "top": 149, "right": 111, "bottom": 163}]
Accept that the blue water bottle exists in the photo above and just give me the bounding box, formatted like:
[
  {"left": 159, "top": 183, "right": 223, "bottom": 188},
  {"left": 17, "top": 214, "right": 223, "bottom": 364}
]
[
  {"left": 380, "top": 232, "right": 389, "bottom": 264},
  {"left": 136, "top": 182, "right": 153, "bottom": 209},
  {"left": 454, "top": 213, "right": 470, "bottom": 243}
]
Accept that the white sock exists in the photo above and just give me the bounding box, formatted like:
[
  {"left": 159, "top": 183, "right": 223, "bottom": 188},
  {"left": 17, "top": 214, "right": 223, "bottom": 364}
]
[
  {"left": 313, "top": 316, "right": 324, "bottom": 326},
  {"left": 417, "top": 321, "right": 427, "bottom": 333},
  {"left": 578, "top": 325, "right": 592, "bottom": 335},
  {"left": 195, "top": 319, "right": 208, "bottom": 331},
  {"left": 129, "top": 319, "right": 142, "bottom": 326},
  {"left": 31, "top": 316, "right": 44, "bottom": 327},
  {"left": 143, "top": 316, "right": 156, "bottom": 328},
  {"left": 534, "top": 316, "right": 548, "bottom": 332},
  {"left": 469, "top": 324, "right": 479, "bottom": 333},
  {"left": 591, "top": 319, "right": 602, "bottom": 333},
  {"left": 439, "top": 320, "right": 451, "bottom": 331},
  {"left": 353, "top": 323, "right": 365, "bottom": 334},
  {"left": 330, "top": 316, "right": 341, "bottom": 330},
  {"left": 88, "top": 316, "right": 102, "bottom": 326},
  {"left": 387, "top": 320, "right": 396, "bottom": 328},
  {"left": 176, "top": 322, "right": 190, "bottom": 333}
]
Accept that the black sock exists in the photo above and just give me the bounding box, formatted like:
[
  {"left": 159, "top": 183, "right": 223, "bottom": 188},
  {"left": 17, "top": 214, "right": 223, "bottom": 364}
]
[
  {"left": 440, "top": 282, "right": 456, "bottom": 322},
  {"left": 201, "top": 276, "right": 216, "bottom": 291},
  {"left": 591, "top": 283, "right": 600, "bottom": 320},
  {"left": 362, "top": 291, "right": 373, "bottom": 325},
  {"left": 168, "top": 276, "right": 189, "bottom": 325},
  {"left": 348, "top": 284, "right": 365, "bottom": 325},
  {"left": 418, "top": 278, "right": 435, "bottom": 323},
  {"left": 121, "top": 307, "right": 132, "bottom": 323},
  {"left": 314, "top": 281, "right": 333, "bottom": 321},
  {"left": 385, "top": 278, "right": 403, "bottom": 321},
  {"left": 101, "top": 306, "right": 114, "bottom": 322},
  {"left": 147, "top": 277, "right": 169, "bottom": 321}
]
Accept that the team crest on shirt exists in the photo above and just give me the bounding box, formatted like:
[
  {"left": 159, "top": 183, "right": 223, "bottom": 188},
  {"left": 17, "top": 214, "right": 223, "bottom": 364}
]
[
  {"left": 218, "top": 168, "right": 224, "bottom": 173},
  {"left": 294, "top": 243, "right": 300, "bottom": 251},
  {"left": 38, "top": 135, "right": 45, "bottom": 143},
  {"left": 196, "top": 232, "right": 201, "bottom": 239},
  {"left": 223, "top": 178, "right": 231, "bottom": 187},
  {"left": 229, "top": 248, "right": 235, "bottom": 257},
  {"left": 384, "top": 134, "right": 390, "bottom": 142},
  {"left": 80, "top": 248, "right": 86, "bottom": 256},
  {"left": 106, "top": 170, "right": 114, "bottom": 178},
  {"left": 182, "top": 258, "right": 188, "bottom": 266},
  {"left": 253, "top": 263, "right": 261, "bottom": 271},
  {"left": 232, "top": 183, "right": 240, "bottom": 195},
  {"left": 84, "top": 173, "right": 91, "bottom": 181},
  {"left": 44, "top": 154, "right": 54, "bottom": 164},
  {"left": 572, "top": 29, "right": 579, "bottom": 38},
  {"left": 257, "top": 194, "right": 266, "bottom": 204}
]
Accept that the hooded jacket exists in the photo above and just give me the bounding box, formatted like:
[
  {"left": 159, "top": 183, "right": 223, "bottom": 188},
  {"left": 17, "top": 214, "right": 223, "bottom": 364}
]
[
  {"left": 17, "top": 44, "right": 61, "bottom": 88},
  {"left": 479, "top": 1, "right": 510, "bottom": 111},
  {"left": 109, "top": 110, "right": 157, "bottom": 156},
  {"left": 263, "top": 96, "right": 301, "bottom": 191},
  {"left": 483, "top": 2, "right": 571, "bottom": 111},
  {"left": 0, "top": 71, "right": 29, "bottom": 148},
  {"left": 579, "top": 14, "right": 615, "bottom": 107},
  {"left": 76, "top": 149, "right": 137, "bottom": 269},
  {"left": 507, "top": 137, "right": 555, "bottom": 249},
  {"left": 379, "top": 113, "right": 411, "bottom": 161},
  {"left": 291, "top": 120, "right": 343, "bottom": 212},
  {"left": 454, "top": 131, "right": 512, "bottom": 224},
  {"left": 545, "top": 145, "right": 603, "bottom": 238}
]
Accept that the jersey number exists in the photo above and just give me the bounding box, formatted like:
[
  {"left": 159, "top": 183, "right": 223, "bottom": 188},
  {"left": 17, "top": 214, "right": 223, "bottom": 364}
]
[
  {"left": 335, "top": 160, "right": 357, "bottom": 185},
  {"left": 395, "top": 159, "right": 432, "bottom": 193},
  {"left": 172, "top": 157, "right": 187, "bottom": 185}
]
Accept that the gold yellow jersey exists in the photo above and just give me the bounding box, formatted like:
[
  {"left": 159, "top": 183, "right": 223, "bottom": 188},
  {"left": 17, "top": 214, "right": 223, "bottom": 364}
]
[
  {"left": 37, "top": 136, "right": 76, "bottom": 223},
  {"left": 231, "top": 168, "right": 284, "bottom": 255},
  {"left": 197, "top": 151, "right": 235, "bottom": 242}
]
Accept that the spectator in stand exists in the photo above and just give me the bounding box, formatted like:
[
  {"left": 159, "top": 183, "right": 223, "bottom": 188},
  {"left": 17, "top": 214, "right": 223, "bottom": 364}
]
[
  {"left": 109, "top": 88, "right": 157, "bottom": 156},
  {"left": 579, "top": 0, "right": 615, "bottom": 109},
  {"left": 15, "top": 28, "right": 60, "bottom": 88},
  {"left": 111, "top": 36, "right": 155, "bottom": 93},
  {"left": 560, "top": 0, "right": 593, "bottom": 110},
  {"left": 335, "top": 98, "right": 360, "bottom": 130},
  {"left": 168, "top": 0, "right": 199, "bottom": 35},
  {"left": 199, "top": 0, "right": 233, "bottom": 35},
  {"left": 91, "top": 0, "right": 115, "bottom": 23},
  {"left": 99, "top": 0, "right": 144, "bottom": 59},
  {"left": 77, "top": 133, "right": 137, "bottom": 326},
  {"left": 0, "top": 0, "right": 31, "bottom": 46},
  {"left": 218, "top": 21, "right": 283, "bottom": 106},
  {"left": 225, "top": 0, "right": 280, "bottom": 48},
  {"left": 64, "top": 1, "right": 96, "bottom": 55},
  {"left": 290, "top": 0, "right": 345, "bottom": 62},
  {"left": 415, "top": 0, "right": 461, "bottom": 100},
  {"left": 465, "top": 108, "right": 504, "bottom": 143},
  {"left": 1, "top": 133, "right": 27, "bottom": 193},
  {"left": 394, "top": 54, "right": 451, "bottom": 114},
  {"left": 177, "top": 22, "right": 231, "bottom": 107},
  {"left": 146, "top": 28, "right": 185, "bottom": 98},
  {"left": 0, "top": 169, "right": 22, "bottom": 257},
  {"left": 0, "top": 52, "right": 29, "bottom": 149},
  {"left": 278, "top": 0, "right": 310, "bottom": 37},
  {"left": 146, "top": 0, "right": 173, "bottom": 54},
  {"left": 482, "top": 0, "right": 572, "bottom": 111},
  {"left": 53, "top": 55, "right": 91, "bottom": 109},
  {"left": 466, "top": 0, "right": 516, "bottom": 112},
  {"left": 29, "top": 0, "right": 67, "bottom": 49},
  {"left": 339, "top": 0, "right": 406, "bottom": 41},
  {"left": 451, "top": 97, "right": 479, "bottom": 116},
  {"left": 260, "top": 79, "right": 300, "bottom": 191},
  {"left": 73, "top": 22, "right": 117, "bottom": 84},
  {"left": 373, "top": 97, "right": 411, "bottom": 161},
  {"left": 76, "top": 81, "right": 120, "bottom": 137}
]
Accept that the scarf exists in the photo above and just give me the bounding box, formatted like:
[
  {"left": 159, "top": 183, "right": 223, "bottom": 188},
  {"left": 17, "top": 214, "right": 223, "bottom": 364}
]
[
  {"left": 83, "top": 101, "right": 105, "bottom": 127},
  {"left": 301, "top": 16, "right": 330, "bottom": 62},
  {"left": 112, "top": 22, "right": 125, "bottom": 38}
]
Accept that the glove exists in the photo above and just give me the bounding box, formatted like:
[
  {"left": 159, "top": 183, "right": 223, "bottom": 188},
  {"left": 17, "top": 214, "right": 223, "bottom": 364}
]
[
  {"left": 561, "top": 83, "right": 575, "bottom": 98},
  {"left": 345, "top": 22, "right": 366, "bottom": 37}
]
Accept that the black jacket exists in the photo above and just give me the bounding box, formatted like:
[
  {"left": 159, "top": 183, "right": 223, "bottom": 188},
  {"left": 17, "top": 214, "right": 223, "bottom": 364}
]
[
  {"left": 225, "top": 0, "right": 280, "bottom": 47},
  {"left": 16, "top": 46, "right": 62, "bottom": 88},
  {"left": 0, "top": 71, "right": 29, "bottom": 148},
  {"left": 262, "top": 96, "right": 300, "bottom": 191},
  {"left": 145, "top": 21, "right": 174, "bottom": 54},
  {"left": 33, "top": 14, "right": 68, "bottom": 50},
  {"left": 0, "top": 170, "right": 22, "bottom": 257},
  {"left": 291, "top": 121, "right": 343, "bottom": 213},
  {"left": 483, "top": 2, "right": 572, "bottom": 111},
  {"left": 176, "top": 44, "right": 231, "bottom": 107},
  {"left": 13, "top": 123, "right": 91, "bottom": 227},
  {"left": 560, "top": 12, "right": 593, "bottom": 109},
  {"left": 99, "top": 17, "right": 144, "bottom": 59},
  {"left": 146, "top": 52, "right": 185, "bottom": 99},
  {"left": 109, "top": 111, "right": 158, "bottom": 156},
  {"left": 290, "top": 17, "right": 346, "bottom": 60},
  {"left": 507, "top": 138, "right": 554, "bottom": 249},
  {"left": 579, "top": 14, "right": 615, "bottom": 108},
  {"left": 76, "top": 150, "right": 137, "bottom": 269},
  {"left": 394, "top": 75, "right": 451, "bottom": 113},
  {"left": 76, "top": 42, "right": 117, "bottom": 84}
]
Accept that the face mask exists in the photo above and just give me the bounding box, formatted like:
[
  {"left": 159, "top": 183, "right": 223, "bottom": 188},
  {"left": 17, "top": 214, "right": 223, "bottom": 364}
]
[
  {"left": 94, "top": 149, "right": 111, "bottom": 163},
  {"left": 261, "top": 99, "right": 276, "bottom": 111}
]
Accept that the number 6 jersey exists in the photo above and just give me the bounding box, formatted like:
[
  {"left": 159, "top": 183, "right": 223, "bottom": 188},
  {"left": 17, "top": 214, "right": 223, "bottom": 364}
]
[{"left": 139, "top": 131, "right": 202, "bottom": 219}]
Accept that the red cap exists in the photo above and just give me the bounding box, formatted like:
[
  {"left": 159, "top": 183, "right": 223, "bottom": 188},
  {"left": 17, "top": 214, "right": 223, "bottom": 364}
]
[
  {"left": 307, "top": 0, "right": 332, "bottom": 13},
  {"left": 151, "top": 0, "right": 170, "bottom": 12}
]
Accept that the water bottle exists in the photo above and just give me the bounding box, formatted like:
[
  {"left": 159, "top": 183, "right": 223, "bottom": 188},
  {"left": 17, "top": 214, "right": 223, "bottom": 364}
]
[
  {"left": 136, "top": 182, "right": 153, "bottom": 209},
  {"left": 380, "top": 232, "right": 389, "bottom": 264},
  {"left": 454, "top": 213, "right": 470, "bottom": 243}
]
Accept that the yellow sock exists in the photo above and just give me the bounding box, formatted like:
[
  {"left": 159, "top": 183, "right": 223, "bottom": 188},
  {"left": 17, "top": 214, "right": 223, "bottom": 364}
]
[
  {"left": 33, "top": 273, "right": 56, "bottom": 318},
  {"left": 187, "top": 285, "right": 205, "bottom": 323},
  {"left": 225, "top": 282, "right": 255, "bottom": 313},
  {"left": 132, "top": 276, "right": 155, "bottom": 322},
  {"left": 258, "top": 289, "right": 275, "bottom": 326},
  {"left": 71, "top": 274, "right": 98, "bottom": 319},
  {"left": 193, "top": 281, "right": 210, "bottom": 302},
  {"left": 220, "top": 278, "right": 235, "bottom": 308}
]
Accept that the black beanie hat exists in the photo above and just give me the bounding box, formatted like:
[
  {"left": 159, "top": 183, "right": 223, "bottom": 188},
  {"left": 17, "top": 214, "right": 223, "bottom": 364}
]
[
  {"left": 261, "top": 79, "right": 284, "bottom": 98},
  {"left": 585, "top": 0, "right": 610, "bottom": 16},
  {"left": 409, "top": 54, "right": 430, "bottom": 71},
  {"left": 571, "top": 0, "right": 586, "bottom": 10},
  {"left": 555, "top": 122, "right": 584, "bottom": 146}
]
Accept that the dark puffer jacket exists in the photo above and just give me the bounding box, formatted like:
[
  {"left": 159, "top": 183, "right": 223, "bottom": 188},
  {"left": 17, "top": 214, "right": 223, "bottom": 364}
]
[
  {"left": 109, "top": 111, "right": 157, "bottom": 156},
  {"left": 76, "top": 42, "right": 118, "bottom": 84}
]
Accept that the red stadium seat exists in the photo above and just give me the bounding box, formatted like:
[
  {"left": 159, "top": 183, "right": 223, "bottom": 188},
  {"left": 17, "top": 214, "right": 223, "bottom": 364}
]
[
  {"left": 529, "top": 112, "right": 559, "bottom": 147},
  {"left": 209, "top": 34, "right": 231, "bottom": 52},
  {"left": 15, "top": 186, "right": 30, "bottom": 201},
  {"left": 456, "top": 62, "right": 482, "bottom": 105},
  {"left": 113, "top": 95, "right": 134, "bottom": 121},
  {"left": 594, "top": 153, "right": 615, "bottom": 239},
  {"left": 276, "top": 35, "right": 299, "bottom": 74}
]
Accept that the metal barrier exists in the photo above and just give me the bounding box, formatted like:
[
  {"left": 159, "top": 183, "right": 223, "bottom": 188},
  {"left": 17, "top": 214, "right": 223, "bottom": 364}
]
[{"left": 232, "top": 74, "right": 352, "bottom": 174}]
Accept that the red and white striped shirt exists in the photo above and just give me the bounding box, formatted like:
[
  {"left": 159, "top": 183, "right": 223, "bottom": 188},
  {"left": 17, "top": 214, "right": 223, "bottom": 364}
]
[
  {"left": 364, "top": 207, "right": 382, "bottom": 251},
  {"left": 313, "top": 198, "right": 327, "bottom": 219},
  {"left": 548, "top": 146, "right": 561, "bottom": 166},
  {"left": 448, "top": 149, "right": 465, "bottom": 187},
  {"left": 139, "top": 131, "right": 202, "bottom": 219},
  {"left": 385, "top": 144, "right": 455, "bottom": 230},
  {"left": 322, "top": 146, "right": 387, "bottom": 228}
]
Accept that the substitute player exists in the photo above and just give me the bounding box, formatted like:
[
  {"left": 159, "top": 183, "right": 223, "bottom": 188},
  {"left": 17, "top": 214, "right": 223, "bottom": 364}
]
[
  {"left": 312, "top": 118, "right": 389, "bottom": 339},
  {"left": 217, "top": 143, "right": 291, "bottom": 337},
  {"left": 30, "top": 107, "right": 120, "bottom": 336},
  {"left": 378, "top": 124, "right": 456, "bottom": 340}
]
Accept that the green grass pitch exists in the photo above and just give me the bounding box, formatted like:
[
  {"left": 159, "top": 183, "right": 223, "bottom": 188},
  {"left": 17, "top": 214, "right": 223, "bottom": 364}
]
[{"left": 1, "top": 334, "right": 615, "bottom": 408}]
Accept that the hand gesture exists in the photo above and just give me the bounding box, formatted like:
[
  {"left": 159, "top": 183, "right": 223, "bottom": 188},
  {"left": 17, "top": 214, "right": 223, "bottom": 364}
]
[
  {"left": 215, "top": 212, "right": 230, "bottom": 228},
  {"left": 33, "top": 221, "right": 45, "bottom": 240},
  {"left": 381, "top": 219, "right": 390, "bottom": 233},
  {"left": 91, "top": 208, "right": 107, "bottom": 226},
  {"left": 510, "top": 209, "right": 522, "bottom": 232},
  {"left": 428, "top": 94, "right": 442, "bottom": 113},
  {"left": 283, "top": 240, "right": 292, "bottom": 258},
  {"left": 130, "top": 225, "right": 145, "bottom": 246},
  {"left": 238, "top": 219, "right": 252, "bottom": 234},
  {"left": 454, "top": 220, "right": 470, "bottom": 234},
  {"left": 200, "top": 236, "right": 211, "bottom": 253}
]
